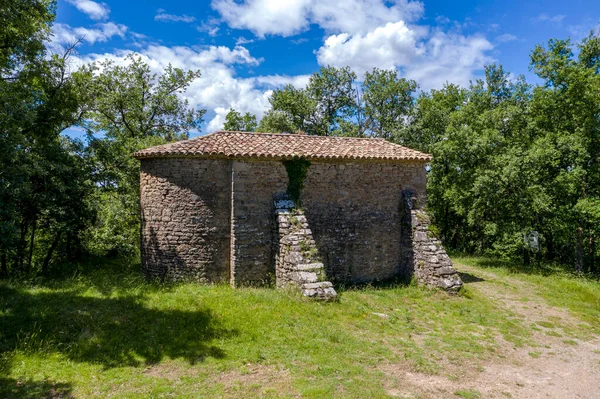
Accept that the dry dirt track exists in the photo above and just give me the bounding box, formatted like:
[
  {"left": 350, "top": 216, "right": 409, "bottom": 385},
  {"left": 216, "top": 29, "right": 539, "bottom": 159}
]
[{"left": 382, "top": 264, "right": 600, "bottom": 399}]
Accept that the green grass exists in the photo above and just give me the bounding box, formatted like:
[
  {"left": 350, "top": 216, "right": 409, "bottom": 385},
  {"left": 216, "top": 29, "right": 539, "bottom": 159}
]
[
  {"left": 0, "top": 256, "right": 598, "bottom": 398},
  {"left": 453, "top": 255, "right": 600, "bottom": 336},
  {"left": 454, "top": 388, "right": 482, "bottom": 398}
]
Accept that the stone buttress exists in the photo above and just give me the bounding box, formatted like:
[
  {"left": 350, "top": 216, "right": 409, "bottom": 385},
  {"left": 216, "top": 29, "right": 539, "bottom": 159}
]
[{"left": 401, "top": 190, "right": 463, "bottom": 292}]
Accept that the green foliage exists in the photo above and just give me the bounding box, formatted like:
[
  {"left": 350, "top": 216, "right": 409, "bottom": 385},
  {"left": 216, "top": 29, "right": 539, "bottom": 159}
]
[
  {"left": 362, "top": 68, "right": 418, "bottom": 139},
  {"left": 421, "top": 42, "right": 600, "bottom": 272},
  {"left": 256, "top": 65, "right": 417, "bottom": 138},
  {"left": 283, "top": 157, "right": 311, "bottom": 204},
  {"left": 259, "top": 66, "right": 359, "bottom": 135},
  {"left": 256, "top": 109, "right": 299, "bottom": 133},
  {"left": 0, "top": 0, "right": 55, "bottom": 75},
  {"left": 223, "top": 108, "right": 257, "bottom": 131},
  {"left": 77, "top": 54, "right": 205, "bottom": 257},
  {"left": 0, "top": 5, "right": 206, "bottom": 276},
  {"left": 0, "top": 0, "right": 94, "bottom": 277}
]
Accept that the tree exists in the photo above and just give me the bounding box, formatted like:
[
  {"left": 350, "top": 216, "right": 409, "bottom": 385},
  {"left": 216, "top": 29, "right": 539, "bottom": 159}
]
[
  {"left": 268, "top": 84, "right": 319, "bottom": 134},
  {"left": 78, "top": 54, "right": 205, "bottom": 255},
  {"left": 0, "top": 1, "right": 95, "bottom": 276},
  {"left": 403, "top": 84, "right": 467, "bottom": 153},
  {"left": 362, "top": 68, "right": 417, "bottom": 139},
  {"left": 305, "top": 66, "right": 358, "bottom": 135},
  {"left": 0, "top": 0, "right": 55, "bottom": 77},
  {"left": 527, "top": 34, "right": 600, "bottom": 271},
  {"left": 223, "top": 108, "right": 257, "bottom": 131},
  {"left": 266, "top": 66, "right": 359, "bottom": 136},
  {"left": 256, "top": 110, "right": 298, "bottom": 133}
]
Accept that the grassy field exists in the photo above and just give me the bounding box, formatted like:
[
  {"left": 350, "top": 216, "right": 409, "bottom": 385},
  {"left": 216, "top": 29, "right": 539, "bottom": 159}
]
[{"left": 1, "top": 257, "right": 599, "bottom": 398}]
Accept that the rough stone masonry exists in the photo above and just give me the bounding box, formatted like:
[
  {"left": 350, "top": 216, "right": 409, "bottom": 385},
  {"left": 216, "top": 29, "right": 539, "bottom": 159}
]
[
  {"left": 274, "top": 194, "right": 338, "bottom": 301},
  {"left": 133, "top": 131, "right": 462, "bottom": 298}
]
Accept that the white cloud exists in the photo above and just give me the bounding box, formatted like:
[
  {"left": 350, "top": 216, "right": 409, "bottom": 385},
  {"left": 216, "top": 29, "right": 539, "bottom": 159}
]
[
  {"left": 235, "top": 36, "right": 255, "bottom": 45},
  {"left": 75, "top": 44, "right": 306, "bottom": 132},
  {"left": 211, "top": 0, "right": 424, "bottom": 38},
  {"left": 403, "top": 32, "right": 494, "bottom": 91},
  {"left": 567, "top": 22, "right": 600, "bottom": 41},
  {"left": 316, "top": 23, "right": 493, "bottom": 91},
  {"left": 316, "top": 21, "right": 423, "bottom": 74},
  {"left": 212, "top": 0, "right": 493, "bottom": 91},
  {"left": 51, "top": 22, "right": 128, "bottom": 47},
  {"left": 155, "top": 10, "right": 196, "bottom": 23},
  {"left": 497, "top": 33, "right": 517, "bottom": 43},
  {"left": 534, "top": 13, "right": 566, "bottom": 24},
  {"left": 66, "top": 0, "right": 110, "bottom": 20},
  {"left": 435, "top": 16, "right": 451, "bottom": 25},
  {"left": 197, "top": 18, "right": 221, "bottom": 37}
]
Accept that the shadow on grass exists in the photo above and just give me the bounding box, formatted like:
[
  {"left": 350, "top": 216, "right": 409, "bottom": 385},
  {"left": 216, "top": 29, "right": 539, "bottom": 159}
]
[
  {"left": 334, "top": 274, "right": 413, "bottom": 293},
  {"left": 458, "top": 272, "right": 485, "bottom": 283},
  {"left": 26, "top": 256, "right": 163, "bottom": 295},
  {"left": 0, "top": 284, "right": 235, "bottom": 369},
  {"left": 0, "top": 354, "right": 73, "bottom": 398},
  {"left": 0, "top": 377, "right": 73, "bottom": 399}
]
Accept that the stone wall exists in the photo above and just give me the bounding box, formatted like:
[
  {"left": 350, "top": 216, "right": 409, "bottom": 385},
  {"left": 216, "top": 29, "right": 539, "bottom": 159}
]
[
  {"left": 274, "top": 195, "right": 337, "bottom": 300},
  {"left": 229, "top": 160, "right": 288, "bottom": 286},
  {"left": 300, "top": 161, "right": 426, "bottom": 284},
  {"left": 139, "top": 157, "right": 460, "bottom": 292},
  {"left": 140, "top": 158, "right": 231, "bottom": 282},
  {"left": 400, "top": 190, "right": 463, "bottom": 292}
]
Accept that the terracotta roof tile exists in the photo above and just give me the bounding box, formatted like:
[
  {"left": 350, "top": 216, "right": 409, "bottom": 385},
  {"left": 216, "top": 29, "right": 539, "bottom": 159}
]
[{"left": 132, "top": 131, "right": 432, "bottom": 162}]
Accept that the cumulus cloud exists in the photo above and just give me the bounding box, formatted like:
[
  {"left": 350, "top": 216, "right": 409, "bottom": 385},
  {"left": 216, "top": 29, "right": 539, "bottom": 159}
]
[
  {"left": 211, "top": 0, "right": 424, "bottom": 37},
  {"left": 403, "top": 32, "right": 494, "bottom": 90},
  {"left": 316, "top": 21, "right": 423, "bottom": 74},
  {"left": 316, "top": 23, "right": 493, "bottom": 91},
  {"left": 213, "top": 0, "right": 494, "bottom": 91},
  {"left": 75, "top": 44, "right": 307, "bottom": 132},
  {"left": 51, "top": 22, "right": 128, "bottom": 47},
  {"left": 155, "top": 9, "right": 196, "bottom": 23},
  {"left": 66, "top": 0, "right": 110, "bottom": 20}
]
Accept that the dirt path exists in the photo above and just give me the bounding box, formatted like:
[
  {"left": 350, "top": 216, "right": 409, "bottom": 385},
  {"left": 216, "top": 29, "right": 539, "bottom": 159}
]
[{"left": 383, "top": 264, "right": 600, "bottom": 399}]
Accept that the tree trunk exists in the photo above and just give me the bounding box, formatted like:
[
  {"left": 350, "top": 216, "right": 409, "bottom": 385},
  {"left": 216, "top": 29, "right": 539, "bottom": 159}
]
[
  {"left": 523, "top": 248, "right": 530, "bottom": 266},
  {"left": 575, "top": 227, "right": 583, "bottom": 273},
  {"left": 1, "top": 246, "right": 7, "bottom": 279},
  {"left": 546, "top": 233, "right": 555, "bottom": 262},
  {"left": 41, "top": 231, "right": 62, "bottom": 275},
  {"left": 26, "top": 217, "right": 37, "bottom": 273},
  {"left": 589, "top": 236, "right": 595, "bottom": 274},
  {"left": 66, "top": 232, "right": 72, "bottom": 261},
  {"left": 451, "top": 223, "right": 459, "bottom": 249},
  {"left": 14, "top": 220, "right": 28, "bottom": 271}
]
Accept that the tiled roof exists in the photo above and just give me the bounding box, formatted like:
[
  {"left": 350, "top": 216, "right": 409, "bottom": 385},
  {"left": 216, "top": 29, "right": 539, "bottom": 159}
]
[{"left": 132, "top": 131, "right": 432, "bottom": 162}]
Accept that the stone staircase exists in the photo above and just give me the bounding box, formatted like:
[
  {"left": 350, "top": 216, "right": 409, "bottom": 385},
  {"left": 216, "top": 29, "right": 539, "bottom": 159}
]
[{"left": 274, "top": 195, "right": 337, "bottom": 301}]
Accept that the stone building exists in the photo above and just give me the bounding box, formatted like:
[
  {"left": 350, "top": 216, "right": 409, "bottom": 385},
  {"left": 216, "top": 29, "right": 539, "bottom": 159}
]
[{"left": 133, "top": 131, "right": 462, "bottom": 298}]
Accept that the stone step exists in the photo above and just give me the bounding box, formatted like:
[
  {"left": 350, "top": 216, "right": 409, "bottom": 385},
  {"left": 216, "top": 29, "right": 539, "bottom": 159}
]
[
  {"left": 296, "top": 263, "right": 324, "bottom": 271},
  {"left": 301, "top": 281, "right": 333, "bottom": 289},
  {"left": 296, "top": 271, "right": 318, "bottom": 283},
  {"left": 302, "top": 284, "right": 337, "bottom": 301}
]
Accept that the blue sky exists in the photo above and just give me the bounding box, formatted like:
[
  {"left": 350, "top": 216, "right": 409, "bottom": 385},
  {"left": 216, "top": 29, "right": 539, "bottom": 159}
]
[{"left": 53, "top": 0, "right": 600, "bottom": 135}]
